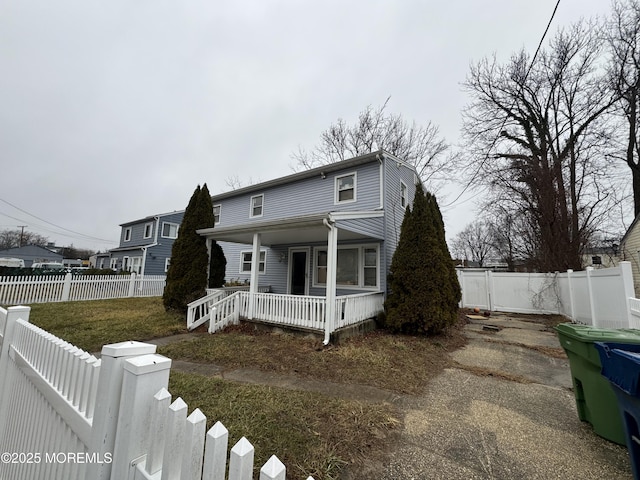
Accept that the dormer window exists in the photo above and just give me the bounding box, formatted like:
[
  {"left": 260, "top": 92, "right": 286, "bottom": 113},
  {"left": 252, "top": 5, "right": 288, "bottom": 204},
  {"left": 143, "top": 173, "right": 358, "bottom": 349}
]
[
  {"left": 213, "top": 204, "right": 221, "bottom": 224},
  {"left": 251, "top": 194, "right": 264, "bottom": 218},
  {"left": 335, "top": 173, "right": 356, "bottom": 204}
]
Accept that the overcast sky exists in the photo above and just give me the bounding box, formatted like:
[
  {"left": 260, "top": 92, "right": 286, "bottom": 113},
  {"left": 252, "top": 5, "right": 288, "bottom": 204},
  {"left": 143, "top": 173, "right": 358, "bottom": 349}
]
[{"left": 0, "top": 0, "right": 615, "bottom": 252}]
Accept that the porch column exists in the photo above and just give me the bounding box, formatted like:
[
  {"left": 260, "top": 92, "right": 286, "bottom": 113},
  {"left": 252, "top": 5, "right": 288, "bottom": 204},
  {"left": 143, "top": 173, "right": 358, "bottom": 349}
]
[
  {"left": 324, "top": 221, "right": 338, "bottom": 344},
  {"left": 248, "top": 233, "right": 261, "bottom": 320}
]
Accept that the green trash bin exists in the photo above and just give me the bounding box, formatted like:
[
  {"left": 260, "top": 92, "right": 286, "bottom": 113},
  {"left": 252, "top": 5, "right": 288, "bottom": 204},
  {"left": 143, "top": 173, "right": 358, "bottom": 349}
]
[{"left": 555, "top": 323, "right": 640, "bottom": 445}]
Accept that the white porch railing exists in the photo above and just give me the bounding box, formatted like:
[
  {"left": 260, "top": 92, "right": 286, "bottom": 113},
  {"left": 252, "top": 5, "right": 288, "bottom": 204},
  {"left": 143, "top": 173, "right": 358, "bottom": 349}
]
[
  {"left": 189, "top": 290, "right": 385, "bottom": 337},
  {"left": 0, "top": 305, "right": 315, "bottom": 480}
]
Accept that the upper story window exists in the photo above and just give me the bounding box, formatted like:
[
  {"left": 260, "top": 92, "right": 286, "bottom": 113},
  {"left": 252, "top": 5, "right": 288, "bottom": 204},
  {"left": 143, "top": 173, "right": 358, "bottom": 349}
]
[
  {"left": 213, "top": 205, "right": 221, "bottom": 224},
  {"left": 124, "top": 227, "right": 132, "bottom": 242},
  {"left": 251, "top": 194, "right": 264, "bottom": 218},
  {"left": 400, "top": 181, "right": 408, "bottom": 208},
  {"left": 335, "top": 173, "right": 356, "bottom": 204},
  {"left": 143, "top": 222, "right": 153, "bottom": 239},
  {"left": 162, "top": 222, "right": 179, "bottom": 239}
]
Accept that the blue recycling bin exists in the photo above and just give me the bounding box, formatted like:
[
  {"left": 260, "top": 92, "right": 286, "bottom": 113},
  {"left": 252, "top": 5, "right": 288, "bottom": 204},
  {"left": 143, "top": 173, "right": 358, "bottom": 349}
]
[{"left": 595, "top": 342, "right": 640, "bottom": 479}]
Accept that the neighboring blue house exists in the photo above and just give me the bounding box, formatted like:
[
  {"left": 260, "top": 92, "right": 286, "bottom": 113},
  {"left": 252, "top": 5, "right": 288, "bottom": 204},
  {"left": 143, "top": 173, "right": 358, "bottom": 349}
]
[{"left": 107, "top": 211, "right": 185, "bottom": 275}]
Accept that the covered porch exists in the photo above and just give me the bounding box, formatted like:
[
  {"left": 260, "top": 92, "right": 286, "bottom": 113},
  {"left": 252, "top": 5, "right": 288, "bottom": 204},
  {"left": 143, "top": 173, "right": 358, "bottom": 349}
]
[{"left": 190, "top": 211, "right": 386, "bottom": 343}]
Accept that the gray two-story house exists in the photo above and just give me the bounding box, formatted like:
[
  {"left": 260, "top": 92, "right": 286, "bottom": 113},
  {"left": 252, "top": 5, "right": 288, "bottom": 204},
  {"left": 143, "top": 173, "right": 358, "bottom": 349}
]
[
  {"left": 108, "top": 211, "right": 185, "bottom": 275},
  {"left": 190, "top": 150, "right": 418, "bottom": 343}
]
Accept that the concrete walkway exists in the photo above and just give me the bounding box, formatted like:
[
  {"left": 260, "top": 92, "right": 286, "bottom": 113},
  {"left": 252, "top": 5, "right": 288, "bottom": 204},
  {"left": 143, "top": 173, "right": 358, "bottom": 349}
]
[{"left": 378, "top": 314, "right": 632, "bottom": 480}]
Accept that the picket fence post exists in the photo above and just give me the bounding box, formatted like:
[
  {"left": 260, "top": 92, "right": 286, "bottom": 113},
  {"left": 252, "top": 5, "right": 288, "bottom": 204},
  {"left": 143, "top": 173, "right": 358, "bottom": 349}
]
[
  {"left": 128, "top": 272, "right": 137, "bottom": 297},
  {"left": 565, "top": 270, "right": 575, "bottom": 321},
  {"left": 585, "top": 267, "right": 598, "bottom": 327},
  {"left": 61, "top": 272, "right": 73, "bottom": 301},
  {"left": 87, "top": 341, "right": 158, "bottom": 480},
  {"left": 109, "top": 353, "right": 172, "bottom": 480}
]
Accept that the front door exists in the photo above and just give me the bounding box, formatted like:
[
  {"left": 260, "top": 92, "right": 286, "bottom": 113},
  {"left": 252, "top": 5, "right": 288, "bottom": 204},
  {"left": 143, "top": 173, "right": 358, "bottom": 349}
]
[{"left": 289, "top": 249, "right": 308, "bottom": 295}]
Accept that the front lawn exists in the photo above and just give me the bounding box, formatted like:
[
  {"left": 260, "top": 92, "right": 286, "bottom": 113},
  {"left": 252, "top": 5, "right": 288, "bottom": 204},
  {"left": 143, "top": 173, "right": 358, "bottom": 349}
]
[{"left": 26, "top": 297, "right": 467, "bottom": 479}]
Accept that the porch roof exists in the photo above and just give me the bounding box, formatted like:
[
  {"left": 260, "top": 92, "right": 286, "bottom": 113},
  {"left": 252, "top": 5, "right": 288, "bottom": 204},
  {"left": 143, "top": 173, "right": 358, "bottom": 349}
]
[{"left": 197, "top": 211, "right": 384, "bottom": 246}]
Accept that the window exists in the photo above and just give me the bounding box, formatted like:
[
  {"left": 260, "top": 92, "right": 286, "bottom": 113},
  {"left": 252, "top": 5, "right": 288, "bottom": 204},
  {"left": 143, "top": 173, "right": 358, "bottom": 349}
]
[
  {"left": 130, "top": 257, "right": 142, "bottom": 274},
  {"left": 124, "top": 227, "right": 132, "bottom": 242},
  {"left": 143, "top": 222, "right": 153, "bottom": 239},
  {"left": 213, "top": 204, "right": 221, "bottom": 224},
  {"left": 162, "top": 222, "right": 179, "bottom": 239},
  {"left": 250, "top": 195, "right": 263, "bottom": 218},
  {"left": 335, "top": 173, "right": 356, "bottom": 203},
  {"left": 110, "top": 258, "right": 118, "bottom": 270},
  {"left": 165, "top": 258, "right": 171, "bottom": 273},
  {"left": 313, "top": 245, "right": 378, "bottom": 288},
  {"left": 240, "top": 251, "right": 266, "bottom": 273},
  {"left": 400, "top": 181, "right": 408, "bottom": 208}
]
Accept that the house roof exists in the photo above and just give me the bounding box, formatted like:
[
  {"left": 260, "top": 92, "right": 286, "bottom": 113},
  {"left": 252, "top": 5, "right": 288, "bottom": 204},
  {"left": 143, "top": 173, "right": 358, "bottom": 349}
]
[
  {"left": 210, "top": 150, "right": 411, "bottom": 202},
  {"left": 197, "top": 211, "right": 385, "bottom": 246},
  {"left": 119, "top": 210, "right": 185, "bottom": 227}
]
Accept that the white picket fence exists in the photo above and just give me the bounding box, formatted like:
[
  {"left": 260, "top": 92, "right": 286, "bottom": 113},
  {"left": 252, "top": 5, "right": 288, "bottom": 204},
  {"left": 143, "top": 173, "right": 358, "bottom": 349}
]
[
  {"left": 0, "top": 273, "right": 166, "bottom": 305},
  {"left": 457, "top": 261, "right": 639, "bottom": 329},
  {"left": 0, "top": 305, "right": 314, "bottom": 480}
]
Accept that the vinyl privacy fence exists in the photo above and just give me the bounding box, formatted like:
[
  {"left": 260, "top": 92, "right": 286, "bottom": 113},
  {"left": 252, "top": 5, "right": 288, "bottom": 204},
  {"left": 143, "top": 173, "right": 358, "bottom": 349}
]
[
  {"left": 0, "top": 305, "right": 314, "bottom": 480},
  {"left": 457, "top": 261, "right": 639, "bottom": 329},
  {"left": 0, "top": 273, "right": 165, "bottom": 305}
]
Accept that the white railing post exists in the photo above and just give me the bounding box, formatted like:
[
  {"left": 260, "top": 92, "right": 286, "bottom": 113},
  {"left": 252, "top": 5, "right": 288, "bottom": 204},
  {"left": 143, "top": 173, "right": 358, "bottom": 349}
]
[
  {"left": 0, "top": 306, "right": 31, "bottom": 439},
  {"left": 109, "top": 353, "right": 172, "bottom": 480},
  {"left": 621, "top": 261, "right": 635, "bottom": 328},
  {"left": 86, "top": 341, "right": 157, "bottom": 480},
  {"left": 61, "top": 272, "right": 73, "bottom": 301},
  {"left": 486, "top": 270, "right": 494, "bottom": 311},
  {"left": 128, "top": 272, "right": 137, "bottom": 297},
  {"left": 585, "top": 267, "right": 598, "bottom": 327}
]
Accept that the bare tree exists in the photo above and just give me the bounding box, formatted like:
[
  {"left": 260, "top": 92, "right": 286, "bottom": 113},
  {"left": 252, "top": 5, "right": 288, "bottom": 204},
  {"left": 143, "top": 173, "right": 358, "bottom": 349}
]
[
  {"left": 0, "top": 229, "right": 49, "bottom": 250},
  {"left": 461, "top": 21, "right": 619, "bottom": 272},
  {"left": 292, "top": 98, "right": 449, "bottom": 192},
  {"left": 607, "top": 0, "right": 640, "bottom": 216},
  {"left": 450, "top": 220, "right": 494, "bottom": 267}
]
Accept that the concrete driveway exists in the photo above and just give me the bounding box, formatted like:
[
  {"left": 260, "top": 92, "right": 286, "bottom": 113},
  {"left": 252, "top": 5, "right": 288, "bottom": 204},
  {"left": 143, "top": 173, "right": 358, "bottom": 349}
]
[{"left": 379, "top": 313, "right": 632, "bottom": 479}]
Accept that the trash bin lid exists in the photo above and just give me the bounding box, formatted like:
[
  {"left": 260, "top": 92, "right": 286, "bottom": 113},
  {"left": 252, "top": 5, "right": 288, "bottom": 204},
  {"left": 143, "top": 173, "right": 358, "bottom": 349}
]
[
  {"left": 595, "top": 344, "right": 640, "bottom": 396},
  {"left": 555, "top": 323, "right": 640, "bottom": 344}
]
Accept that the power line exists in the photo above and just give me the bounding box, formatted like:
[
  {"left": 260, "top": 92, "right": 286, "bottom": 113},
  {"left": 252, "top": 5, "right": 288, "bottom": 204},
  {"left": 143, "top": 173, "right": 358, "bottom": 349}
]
[
  {"left": 443, "top": 0, "right": 562, "bottom": 208},
  {"left": 0, "top": 198, "right": 116, "bottom": 244}
]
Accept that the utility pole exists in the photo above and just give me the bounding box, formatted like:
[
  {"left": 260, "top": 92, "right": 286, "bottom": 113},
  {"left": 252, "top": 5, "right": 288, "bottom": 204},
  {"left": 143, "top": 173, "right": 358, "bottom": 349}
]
[{"left": 17, "top": 225, "right": 27, "bottom": 247}]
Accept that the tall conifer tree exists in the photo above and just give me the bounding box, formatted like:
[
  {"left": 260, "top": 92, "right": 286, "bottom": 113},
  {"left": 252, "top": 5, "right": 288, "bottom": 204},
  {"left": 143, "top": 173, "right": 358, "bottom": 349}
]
[
  {"left": 384, "top": 183, "right": 461, "bottom": 334},
  {"left": 163, "top": 184, "right": 214, "bottom": 312}
]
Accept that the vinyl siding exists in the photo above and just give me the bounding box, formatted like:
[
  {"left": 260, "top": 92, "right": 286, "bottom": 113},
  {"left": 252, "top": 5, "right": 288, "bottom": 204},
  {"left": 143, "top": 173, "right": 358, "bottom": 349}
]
[
  {"left": 213, "top": 161, "right": 382, "bottom": 228},
  {"left": 621, "top": 223, "right": 640, "bottom": 297}
]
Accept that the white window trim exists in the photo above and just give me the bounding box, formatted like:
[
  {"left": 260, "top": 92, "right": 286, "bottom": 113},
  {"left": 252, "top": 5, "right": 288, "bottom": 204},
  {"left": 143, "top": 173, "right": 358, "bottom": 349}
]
[
  {"left": 161, "top": 222, "right": 179, "bottom": 239},
  {"left": 164, "top": 258, "right": 171, "bottom": 273},
  {"left": 250, "top": 194, "right": 264, "bottom": 218},
  {"left": 213, "top": 204, "right": 222, "bottom": 225},
  {"left": 110, "top": 258, "right": 118, "bottom": 270},
  {"left": 400, "top": 180, "right": 408, "bottom": 209},
  {"left": 240, "top": 249, "right": 267, "bottom": 274},
  {"left": 143, "top": 222, "right": 153, "bottom": 239},
  {"left": 124, "top": 227, "right": 132, "bottom": 242},
  {"left": 334, "top": 172, "right": 357, "bottom": 205},
  {"left": 312, "top": 244, "right": 379, "bottom": 290}
]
